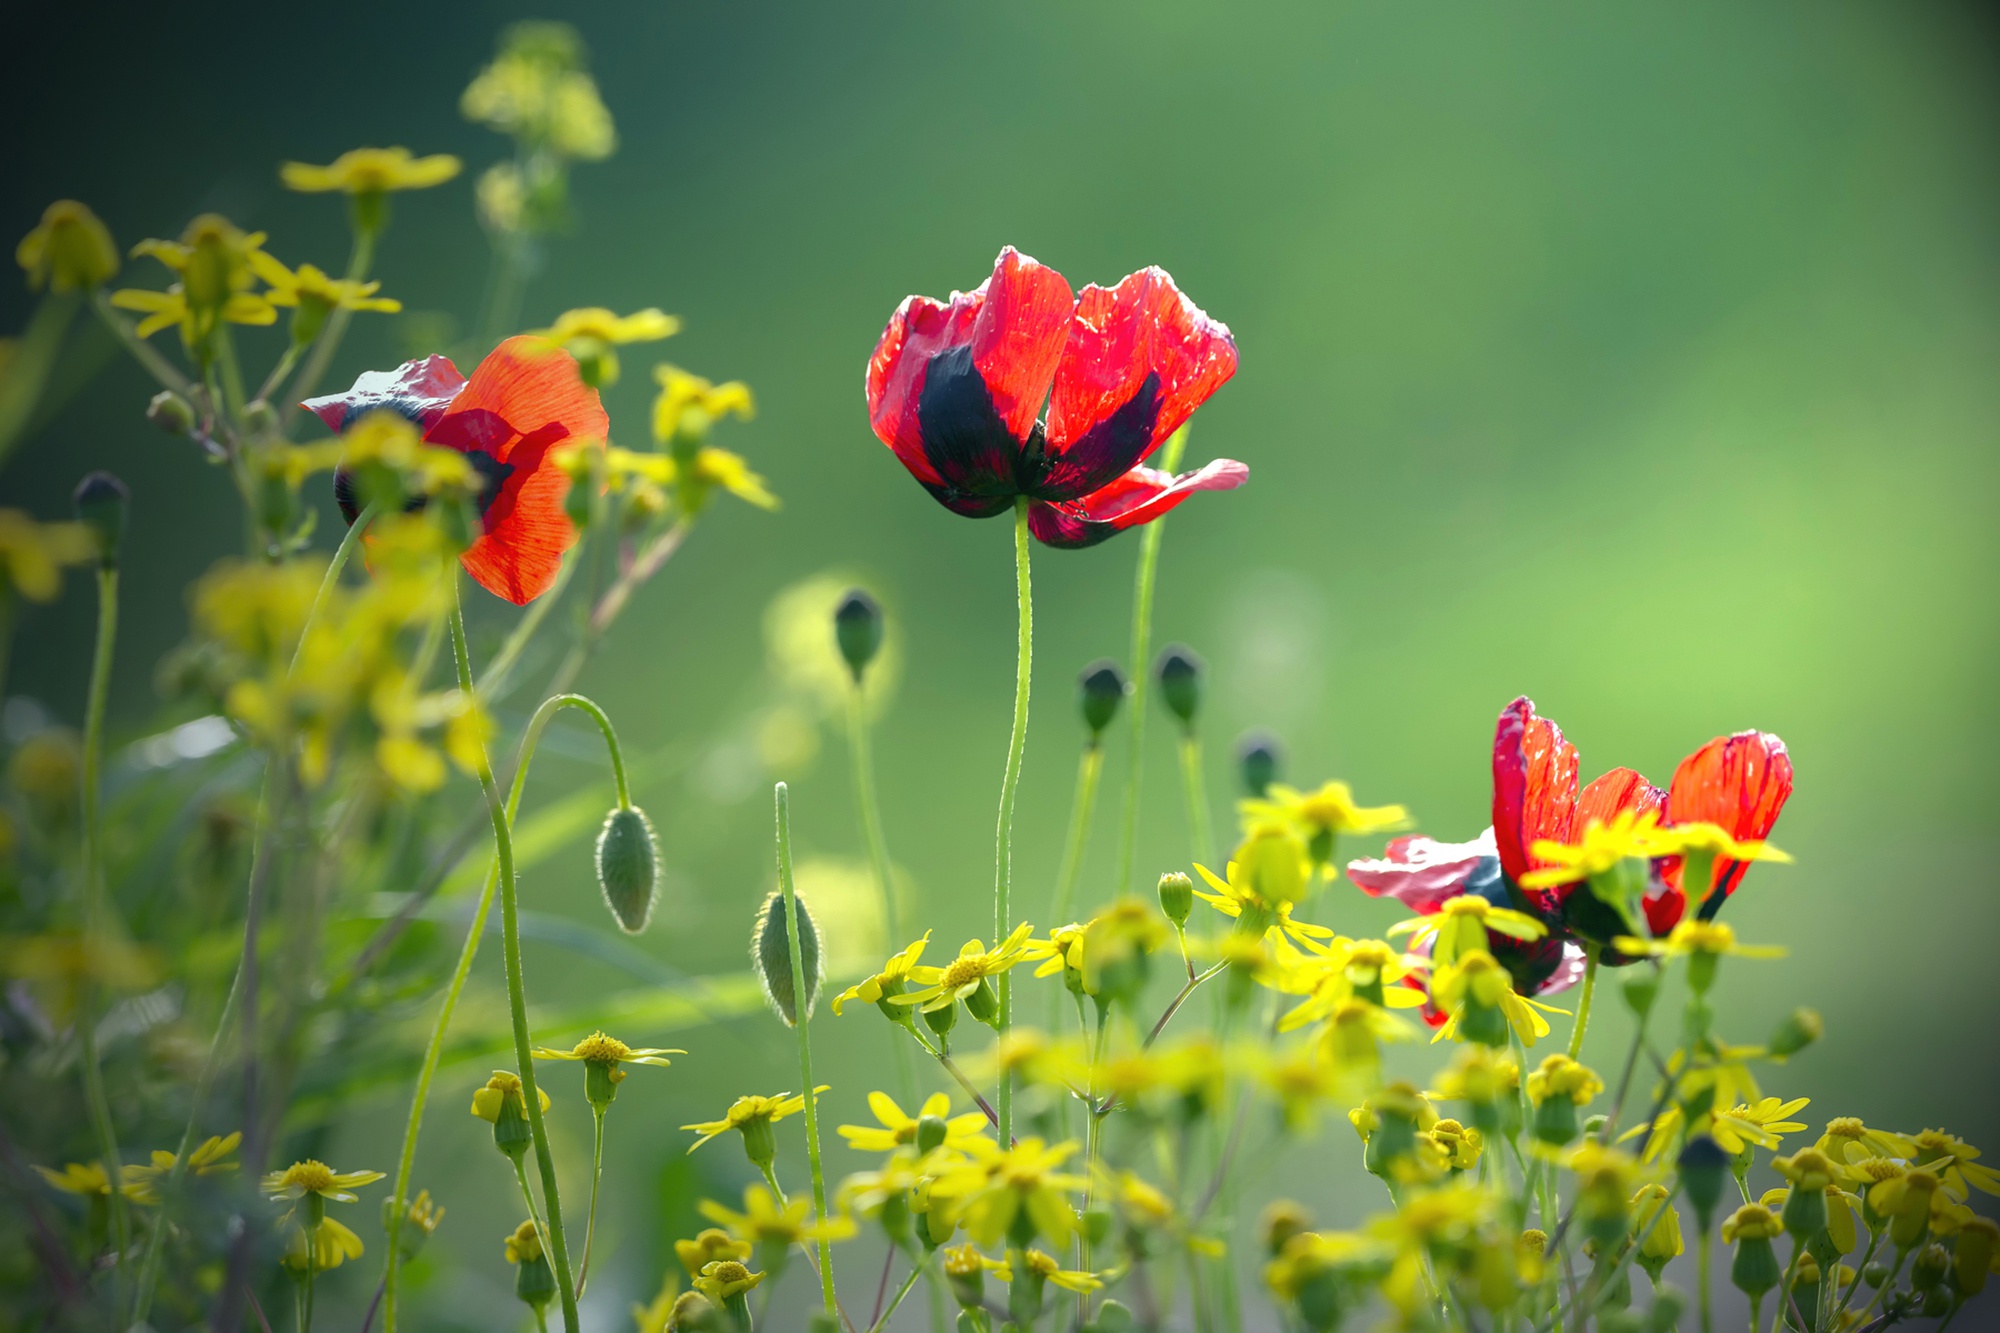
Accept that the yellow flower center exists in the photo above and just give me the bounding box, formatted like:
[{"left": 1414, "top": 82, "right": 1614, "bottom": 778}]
[
  {"left": 1025, "top": 1250, "right": 1061, "bottom": 1278},
  {"left": 727, "top": 1096, "right": 775, "bottom": 1126},
  {"left": 283, "top": 1160, "right": 334, "bottom": 1193},
  {"left": 940, "top": 957, "right": 986, "bottom": 989},
  {"left": 575, "top": 1031, "right": 632, "bottom": 1064},
  {"left": 1440, "top": 896, "right": 1492, "bottom": 920},
  {"left": 942, "top": 1245, "right": 984, "bottom": 1277},
  {"left": 1824, "top": 1117, "right": 1865, "bottom": 1142},
  {"left": 709, "top": 1261, "right": 751, "bottom": 1284},
  {"left": 1912, "top": 1130, "right": 1953, "bottom": 1155},
  {"left": 1673, "top": 921, "right": 1737, "bottom": 954}
]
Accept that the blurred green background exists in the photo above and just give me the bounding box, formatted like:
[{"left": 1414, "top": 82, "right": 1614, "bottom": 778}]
[{"left": 6, "top": 0, "right": 1998, "bottom": 1326}]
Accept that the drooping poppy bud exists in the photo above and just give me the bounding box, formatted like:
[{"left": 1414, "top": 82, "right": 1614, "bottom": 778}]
[
  {"left": 596, "top": 805, "right": 659, "bottom": 934},
  {"left": 72, "top": 471, "right": 129, "bottom": 569},
  {"left": 1236, "top": 730, "right": 1282, "bottom": 796},
  {"left": 834, "top": 589, "right": 884, "bottom": 682},
  {"left": 1078, "top": 659, "right": 1127, "bottom": 738},
  {"left": 1155, "top": 644, "right": 1202, "bottom": 730},
  {"left": 753, "top": 888, "right": 821, "bottom": 1027}
]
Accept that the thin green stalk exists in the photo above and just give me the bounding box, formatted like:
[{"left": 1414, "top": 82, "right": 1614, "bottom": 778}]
[
  {"left": 867, "top": 1257, "right": 928, "bottom": 1333},
  {"left": 1567, "top": 947, "right": 1599, "bottom": 1060},
  {"left": 1698, "top": 1231, "right": 1714, "bottom": 1333},
  {"left": 992, "top": 499, "right": 1033, "bottom": 1148},
  {"left": 76, "top": 563, "right": 129, "bottom": 1307},
  {"left": 1114, "top": 426, "right": 1186, "bottom": 894},
  {"left": 382, "top": 688, "right": 617, "bottom": 1330},
  {"left": 1770, "top": 1243, "right": 1804, "bottom": 1333},
  {"left": 512, "top": 1156, "right": 548, "bottom": 1235},
  {"left": 1050, "top": 744, "right": 1104, "bottom": 928},
  {"left": 302, "top": 1250, "right": 316, "bottom": 1333},
  {"left": 283, "top": 226, "right": 379, "bottom": 427},
  {"left": 773, "top": 782, "right": 838, "bottom": 1320},
  {"left": 476, "top": 553, "right": 578, "bottom": 700},
  {"left": 1176, "top": 732, "right": 1212, "bottom": 868},
  {"left": 254, "top": 341, "right": 306, "bottom": 412},
  {"left": 1078, "top": 1006, "right": 1111, "bottom": 1328},
  {"left": 449, "top": 584, "right": 580, "bottom": 1332},
  {"left": 846, "top": 683, "right": 916, "bottom": 1103},
  {"left": 89, "top": 290, "right": 197, "bottom": 399},
  {"left": 0, "top": 290, "right": 80, "bottom": 469},
  {"left": 578, "top": 1108, "right": 604, "bottom": 1294}
]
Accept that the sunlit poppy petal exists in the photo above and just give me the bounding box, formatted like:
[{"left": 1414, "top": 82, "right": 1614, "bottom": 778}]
[
  {"left": 1041, "top": 266, "right": 1237, "bottom": 500},
  {"left": 302, "top": 354, "right": 468, "bottom": 434},
  {"left": 1347, "top": 830, "right": 1497, "bottom": 915},
  {"left": 1025, "top": 458, "right": 1246, "bottom": 549},
  {"left": 1664, "top": 730, "right": 1794, "bottom": 909},
  {"left": 1490, "top": 697, "right": 1578, "bottom": 903}
]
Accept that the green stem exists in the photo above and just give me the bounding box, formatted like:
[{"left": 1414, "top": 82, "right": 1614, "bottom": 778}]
[
  {"left": 992, "top": 499, "right": 1033, "bottom": 1149},
  {"left": 1051, "top": 744, "right": 1104, "bottom": 927},
  {"left": 1567, "top": 946, "right": 1599, "bottom": 1060},
  {"left": 1079, "top": 1006, "right": 1110, "bottom": 1327},
  {"left": 578, "top": 1107, "right": 604, "bottom": 1295},
  {"left": 513, "top": 1156, "right": 548, "bottom": 1235},
  {"left": 255, "top": 341, "right": 306, "bottom": 409},
  {"left": 449, "top": 583, "right": 580, "bottom": 1332},
  {"left": 773, "top": 782, "right": 838, "bottom": 1319},
  {"left": 283, "top": 226, "right": 378, "bottom": 428},
  {"left": 381, "top": 686, "right": 608, "bottom": 1329},
  {"left": 302, "top": 1248, "right": 316, "bottom": 1333},
  {"left": 1770, "top": 1243, "right": 1803, "bottom": 1333},
  {"left": 867, "top": 1257, "right": 928, "bottom": 1333},
  {"left": 1698, "top": 1230, "right": 1714, "bottom": 1333},
  {"left": 0, "top": 290, "right": 80, "bottom": 470},
  {"left": 76, "top": 564, "right": 129, "bottom": 1306},
  {"left": 1176, "top": 732, "right": 1212, "bottom": 869},
  {"left": 89, "top": 291, "right": 197, "bottom": 399},
  {"left": 847, "top": 683, "right": 903, "bottom": 940},
  {"left": 1114, "top": 426, "right": 1185, "bottom": 894}
]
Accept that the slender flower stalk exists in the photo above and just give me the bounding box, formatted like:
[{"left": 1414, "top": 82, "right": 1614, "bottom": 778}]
[
  {"left": 992, "top": 499, "right": 1034, "bottom": 1147},
  {"left": 1567, "top": 946, "right": 1600, "bottom": 1060},
  {"left": 1050, "top": 743, "right": 1105, "bottom": 928},
  {"left": 845, "top": 678, "right": 918, "bottom": 1102},
  {"left": 1176, "top": 731, "right": 1213, "bottom": 868},
  {"left": 76, "top": 560, "right": 129, "bottom": 1306},
  {"left": 1115, "top": 428, "right": 1189, "bottom": 892},
  {"left": 448, "top": 582, "right": 580, "bottom": 1333},
  {"left": 773, "top": 782, "right": 839, "bottom": 1320},
  {"left": 281, "top": 224, "right": 378, "bottom": 427}
]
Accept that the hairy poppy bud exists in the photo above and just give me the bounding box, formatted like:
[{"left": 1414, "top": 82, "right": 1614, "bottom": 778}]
[
  {"left": 1158, "top": 871, "right": 1194, "bottom": 927},
  {"left": 1236, "top": 730, "right": 1282, "bottom": 796},
  {"left": 72, "top": 471, "right": 129, "bottom": 568},
  {"left": 1767, "top": 1006, "right": 1822, "bottom": 1059},
  {"left": 596, "top": 805, "right": 659, "bottom": 934},
  {"left": 834, "top": 589, "right": 884, "bottom": 682},
  {"left": 1155, "top": 644, "right": 1202, "bottom": 729},
  {"left": 753, "top": 888, "right": 821, "bottom": 1027},
  {"left": 1078, "top": 659, "right": 1127, "bottom": 737},
  {"left": 147, "top": 390, "right": 195, "bottom": 436},
  {"left": 1678, "top": 1135, "right": 1731, "bottom": 1235}
]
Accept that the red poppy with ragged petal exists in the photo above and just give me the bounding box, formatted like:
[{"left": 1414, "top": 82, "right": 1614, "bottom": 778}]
[
  {"left": 865, "top": 246, "right": 1244, "bottom": 547},
  {"left": 1655, "top": 730, "right": 1794, "bottom": 926},
  {"left": 304, "top": 335, "right": 606, "bottom": 605}
]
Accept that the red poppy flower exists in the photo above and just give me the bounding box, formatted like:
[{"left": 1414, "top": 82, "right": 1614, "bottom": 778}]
[
  {"left": 865, "top": 246, "right": 1245, "bottom": 548},
  {"left": 304, "top": 335, "right": 606, "bottom": 605},
  {"left": 1657, "top": 730, "right": 1794, "bottom": 924}
]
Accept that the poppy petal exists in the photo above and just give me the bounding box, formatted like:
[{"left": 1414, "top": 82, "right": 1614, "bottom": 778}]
[
  {"left": 301, "top": 354, "right": 467, "bottom": 434},
  {"left": 1490, "top": 696, "right": 1578, "bottom": 903},
  {"left": 1347, "top": 830, "right": 1497, "bottom": 915},
  {"left": 1025, "top": 458, "right": 1247, "bottom": 549},
  {"left": 1665, "top": 730, "right": 1794, "bottom": 907},
  {"left": 426, "top": 335, "right": 607, "bottom": 605},
  {"left": 865, "top": 248, "right": 1071, "bottom": 517},
  {"left": 1041, "top": 267, "right": 1236, "bottom": 500},
  {"left": 1577, "top": 767, "right": 1665, "bottom": 832}
]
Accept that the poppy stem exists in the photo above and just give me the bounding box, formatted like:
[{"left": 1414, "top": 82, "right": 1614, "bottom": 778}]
[
  {"left": 1049, "top": 742, "right": 1105, "bottom": 928},
  {"left": 1116, "top": 426, "right": 1189, "bottom": 894},
  {"left": 381, "top": 686, "right": 597, "bottom": 1331},
  {"left": 993, "top": 499, "right": 1034, "bottom": 1149},
  {"left": 773, "top": 782, "right": 839, "bottom": 1321},
  {"left": 449, "top": 580, "right": 581, "bottom": 1333},
  {"left": 846, "top": 682, "right": 918, "bottom": 1105},
  {"left": 76, "top": 562, "right": 129, "bottom": 1313}
]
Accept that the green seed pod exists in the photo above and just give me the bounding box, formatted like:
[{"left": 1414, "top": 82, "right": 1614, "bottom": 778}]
[
  {"left": 72, "top": 470, "right": 129, "bottom": 568},
  {"left": 1236, "top": 730, "right": 1282, "bottom": 796},
  {"left": 834, "top": 589, "right": 885, "bottom": 682},
  {"left": 147, "top": 390, "right": 195, "bottom": 436},
  {"left": 1158, "top": 871, "right": 1194, "bottom": 927},
  {"left": 1078, "top": 659, "right": 1128, "bottom": 737},
  {"left": 515, "top": 1251, "right": 556, "bottom": 1309},
  {"left": 1155, "top": 644, "right": 1202, "bottom": 729},
  {"left": 1767, "top": 1007, "right": 1823, "bottom": 1059},
  {"left": 963, "top": 976, "right": 999, "bottom": 1026},
  {"left": 922, "top": 1000, "right": 957, "bottom": 1039},
  {"left": 596, "top": 805, "right": 660, "bottom": 934},
  {"left": 753, "top": 888, "right": 821, "bottom": 1027},
  {"left": 1730, "top": 1234, "right": 1780, "bottom": 1297}
]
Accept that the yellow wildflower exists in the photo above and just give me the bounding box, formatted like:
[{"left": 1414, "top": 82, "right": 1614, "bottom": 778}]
[
  {"left": 682, "top": 1088, "right": 825, "bottom": 1155},
  {"left": 1432, "top": 950, "right": 1566, "bottom": 1046},
  {"left": 1814, "top": 1117, "right": 1915, "bottom": 1166},
  {"left": 0, "top": 510, "right": 95, "bottom": 602},
  {"left": 470, "top": 1070, "right": 551, "bottom": 1122},
  {"left": 283, "top": 1215, "right": 366, "bottom": 1272},
  {"left": 121, "top": 1132, "right": 242, "bottom": 1204},
  {"left": 833, "top": 931, "right": 930, "bottom": 1016},
  {"left": 1018, "top": 1247, "right": 1103, "bottom": 1293},
  {"left": 280, "top": 147, "right": 462, "bottom": 194},
  {"left": 1710, "top": 1097, "right": 1811, "bottom": 1156},
  {"left": 533, "top": 1030, "right": 682, "bottom": 1071},
  {"left": 1241, "top": 779, "right": 1408, "bottom": 849},
  {"left": 1613, "top": 920, "right": 1786, "bottom": 962},
  {"left": 261, "top": 1159, "right": 384, "bottom": 1204},
  {"left": 1910, "top": 1129, "right": 2000, "bottom": 1200},
  {"left": 838, "top": 1091, "right": 988, "bottom": 1155},
  {"left": 531, "top": 307, "right": 677, "bottom": 386},
  {"left": 674, "top": 1227, "right": 750, "bottom": 1277},
  {"left": 1522, "top": 809, "right": 1678, "bottom": 889},
  {"left": 692, "top": 1259, "right": 765, "bottom": 1303},
  {"left": 892, "top": 924, "right": 1035, "bottom": 1014},
  {"left": 653, "top": 363, "right": 754, "bottom": 444},
  {"left": 16, "top": 200, "right": 118, "bottom": 292},
  {"left": 928, "top": 1137, "right": 1088, "bottom": 1249},
  {"left": 1388, "top": 894, "right": 1546, "bottom": 970},
  {"left": 697, "top": 1184, "right": 855, "bottom": 1248}
]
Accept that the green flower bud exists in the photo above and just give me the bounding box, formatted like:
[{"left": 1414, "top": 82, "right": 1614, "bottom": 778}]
[
  {"left": 516, "top": 1251, "right": 556, "bottom": 1309},
  {"left": 1154, "top": 645, "right": 1202, "bottom": 729},
  {"left": 72, "top": 470, "right": 129, "bottom": 568},
  {"left": 1086, "top": 1300, "right": 1135, "bottom": 1333},
  {"left": 1677, "top": 1136, "right": 1730, "bottom": 1235},
  {"left": 1912, "top": 1242, "right": 1949, "bottom": 1295},
  {"left": 922, "top": 999, "right": 957, "bottom": 1040},
  {"left": 1863, "top": 1262, "right": 1888, "bottom": 1288},
  {"left": 667, "top": 1292, "right": 722, "bottom": 1332},
  {"left": 147, "top": 390, "right": 195, "bottom": 436},
  {"left": 963, "top": 976, "right": 999, "bottom": 1026},
  {"left": 1078, "top": 659, "right": 1127, "bottom": 737},
  {"left": 1730, "top": 1234, "right": 1780, "bottom": 1297},
  {"left": 596, "top": 805, "right": 660, "bottom": 934},
  {"left": 1158, "top": 871, "right": 1194, "bottom": 927},
  {"left": 242, "top": 400, "right": 279, "bottom": 436},
  {"left": 1235, "top": 730, "right": 1281, "bottom": 796},
  {"left": 834, "top": 589, "right": 884, "bottom": 682},
  {"left": 915, "top": 1114, "right": 948, "bottom": 1155},
  {"left": 753, "top": 888, "right": 821, "bottom": 1027},
  {"left": 1621, "top": 970, "right": 1660, "bottom": 1019},
  {"left": 1766, "top": 1007, "right": 1823, "bottom": 1060}
]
